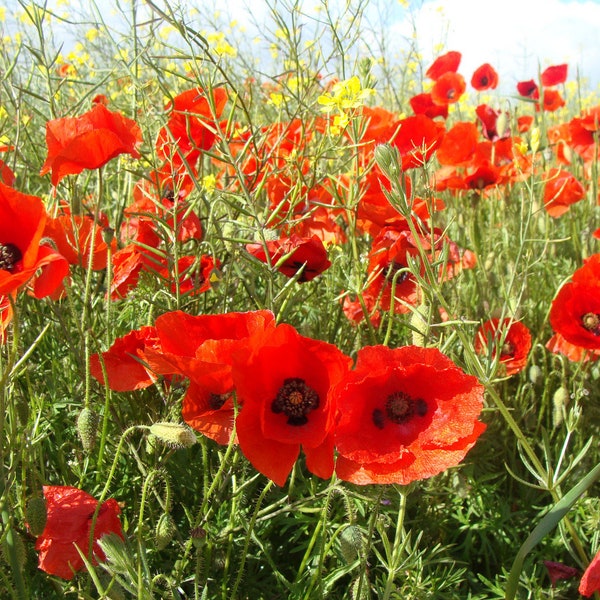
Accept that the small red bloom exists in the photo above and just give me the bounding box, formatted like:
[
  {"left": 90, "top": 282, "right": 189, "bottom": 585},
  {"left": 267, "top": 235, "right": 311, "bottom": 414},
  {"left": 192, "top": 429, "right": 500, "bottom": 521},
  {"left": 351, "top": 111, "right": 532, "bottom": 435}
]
[
  {"left": 517, "top": 79, "right": 539, "bottom": 99},
  {"left": 431, "top": 72, "right": 466, "bottom": 106},
  {"left": 541, "top": 64, "right": 568, "bottom": 87},
  {"left": 475, "top": 318, "right": 532, "bottom": 376},
  {"left": 436, "top": 121, "right": 479, "bottom": 166},
  {"left": 543, "top": 168, "right": 586, "bottom": 217},
  {"left": 475, "top": 104, "right": 510, "bottom": 142},
  {"left": 40, "top": 103, "right": 142, "bottom": 186},
  {"left": 426, "top": 51, "right": 461, "bottom": 80},
  {"left": 246, "top": 234, "right": 331, "bottom": 282},
  {"left": 90, "top": 326, "right": 162, "bottom": 391},
  {"left": 157, "top": 254, "right": 220, "bottom": 297},
  {"left": 409, "top": 93, "right": 448, "bottom": 119},
  {"left": 580, "top": 548, "right": 600, "bottom": 597},
  {"left": 35, "top": 486, "right": 123, "bottom": 580},
  {"left": 391, "top": 114, "right": 445, "bottom": 170},
  {"left": 333, "top": 345, "right": 486, "bottom": 485},
  {"left": 471, "top": 63, "right": 499, "bottom": 91},
  {"left": 542, "top": 88, "right": 565, "bottom": 112},
  {"left": 0, "top": 182, "right": 69, "bottom": 299},
  {"left": 232, "top": 324, "right": 352, "bottom": 486}
]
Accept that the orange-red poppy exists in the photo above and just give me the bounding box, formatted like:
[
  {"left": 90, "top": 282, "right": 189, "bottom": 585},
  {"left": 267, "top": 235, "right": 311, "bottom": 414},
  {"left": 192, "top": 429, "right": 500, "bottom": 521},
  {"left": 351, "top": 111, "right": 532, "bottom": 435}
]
[
  {"left": 149, "top": 309, "right": 276, "bottom": 445},
  {"left": 0, "top": 182, "right": 68, "bottom": 299},
  {"left": 541, "top": 63, "right": 568, "bottom": 87},
  {"left": 426, "top": 51, "right": 461, "bottom": 80},
  {"left": 474, "top": 318, "right": 532, "bottom": 376},
  {"left": 471, "top": 63, "right": 499, "bottom": 91},
  {"left": 546, "top": 332, "right": 600, "bottom": 363},
  {"left": 431, "top": 72, "right": 466, "bottom": 106},
  {"left": 0, "top": 159, "right": 15, "bottom": 187},
  {"left": 475, "top": 104, "right": 510, "bottom": 141},
  {"left": 436, "top": 121, "right": 479, "bottom": 166},
  {"left": 391, "top": 114, "right": 445, "bottom": 170},
  {"left": 543, "top": 168, "right": 586, "bottom": 217},
  {"left": 409, "top": 93, "right": 449, "bottom": 119},
  {"left": 35, "top": 486, "right": 123, "bottom": 580},
  {"left": 541, "top": 89, "right": 565, "bottom": 112},
  {"left": 580, "top": 548, "right": 600, "bottom": 597},
  {"left": 156, "top": 86, "right": 228, "bottom": 165},
  {"left": 232, "top": 323, "right": 351, "bottom": 485},
  {"left": 333, "top": 345, "right": 486, "bottom": 485},
  {"left": 156, "top": 254, "right": 220, "bottom": 297},
  {"left": 40, "top": 103, "right": 142, "bottom": 186},
  {"left": 90, "top": 325, "right": 162, "bottom": 391},
  {"left": 246, "top": 234, "right": 331, "bottom": 282}
]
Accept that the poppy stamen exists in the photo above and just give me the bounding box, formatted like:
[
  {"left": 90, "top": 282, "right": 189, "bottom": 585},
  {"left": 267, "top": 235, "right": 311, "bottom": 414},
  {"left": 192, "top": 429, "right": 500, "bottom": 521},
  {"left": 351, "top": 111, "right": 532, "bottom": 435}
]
[
  {"left": 385, "top": 391, "right": 427, "bottom": 425},
  {"left": 582, "top": 312, "right": 600, "bottom": 336},
  {"left": 501, "top": 341, "right": 515, "bottom": 357},
  {"left": 0, "top": 243, "right": 22, "bottom": 272},
  {"left": 384, "top": 261, "right": 410, "bottom": 284},
  {"left": 272, "top": 377, "right": 320, "bottom": 426}
]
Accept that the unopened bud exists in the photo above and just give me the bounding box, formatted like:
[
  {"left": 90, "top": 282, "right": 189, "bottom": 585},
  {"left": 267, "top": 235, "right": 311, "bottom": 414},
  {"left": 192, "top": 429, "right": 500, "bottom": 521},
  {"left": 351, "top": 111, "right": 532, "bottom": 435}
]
[
  {"left": 77, "top": 407, "right": 99, "bottom": 453},
  {"left": 149, "top": 423, "right": 197, "bottom": 449},
  {"left": 155, "top": 513, "right": 176, "bottom": 550},
  {"left": 552, "top": 387, "right": 570, "bottom": 429},
  {"left": 528, "top": 365, "right": 543, "bottom": 385},
  {"left": 26, "top": 497, "right": 47, "bottom": 536}
]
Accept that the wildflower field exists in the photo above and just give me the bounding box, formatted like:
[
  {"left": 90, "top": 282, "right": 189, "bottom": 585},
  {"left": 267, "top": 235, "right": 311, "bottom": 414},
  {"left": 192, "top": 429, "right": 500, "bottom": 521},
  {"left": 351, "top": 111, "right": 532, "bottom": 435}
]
[{"left": 2, "top": 0, "right": 600, "bottom": 597}]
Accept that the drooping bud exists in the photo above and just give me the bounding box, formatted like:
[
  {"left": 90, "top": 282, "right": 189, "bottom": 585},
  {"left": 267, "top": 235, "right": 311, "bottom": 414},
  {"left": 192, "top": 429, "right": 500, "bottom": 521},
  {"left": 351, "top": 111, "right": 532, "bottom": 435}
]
[
  {"left": 552, "top": 387, "right": 570, "bottom": 429},
  {"left": 528, "top": 365, "right": 543, "bottom": 386},
  {"left": 155, "top": 513, "right": 177, "bottom": 551}
]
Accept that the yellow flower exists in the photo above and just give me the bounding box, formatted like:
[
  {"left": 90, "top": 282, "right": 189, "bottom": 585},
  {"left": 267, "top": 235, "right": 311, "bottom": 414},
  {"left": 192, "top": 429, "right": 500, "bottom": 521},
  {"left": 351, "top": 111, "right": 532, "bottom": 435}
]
[
  {"left": 85, "top": 28, "right": 99, "bottom": 42},
  {"left": 0, "top": 7, "right": 5, "bottom": 23},
  {"left": 268, "top": 92, "right": 284, "bottom": 107},
  {"left": 317, "top": 76, "right": 374, "bottom": 113},
  {"left": 202, "top": 174, "right": 217, "bottom": 192}
]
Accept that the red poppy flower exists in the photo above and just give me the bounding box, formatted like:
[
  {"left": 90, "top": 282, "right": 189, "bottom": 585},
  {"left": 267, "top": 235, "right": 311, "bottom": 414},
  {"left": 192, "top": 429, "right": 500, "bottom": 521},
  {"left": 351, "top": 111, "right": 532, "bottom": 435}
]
[
  {"left": 44, "top": 212, "right": 116, "bottom": 271},
  {"left": 463, "top": 161, "right": 502, "bottom": 191},
  {"left": 90, "top": 326, "right": 162, "bottom": 391},
  {"left": 0, "top": 159, "right": 15, "bottom": 187},
  {"left": 156, "top": 254, "right": 220, "bottom": 297},
  {"left": 436, "top": 121, "right": 479, "bottom": 166},
  {"left": 471, "top": 63, "right": 499, "bottom": 91},
  {"left": 333, "top": 345, "right": 486, "bottom": 485},
  {"left": 517, "top": 79, "right": 539, "bottom": 99},
  {"left": 541, "top": 64, "right": 568, "bottom": 87},
  {"left": 35, "top": 485, "right": 123, "bottom": 580},
  {"left": 475, "top": 318, "right": 532, "bottom": 376},
  {"left": 546, "top": 332, "right": 600, "bottom": 363},
  {"left": 146, "top": 310, "right": 276, "bottom": 445},
  {"left": 517, "top": 115, "right": 534, "bottom": 133},
  {"left": 342, "top": 293, "right": 381, "bottom": 328},
  {"left": 409, "top": 93, "right": 449, "bottom": 119},
  {"left": 156, "top": 86, "right": 228, "bottom": 165},
  {"left": 543, "top": 168, "right": 586, "bottom": 217},
  {"left": 246, "top": 234, "right": 331, "bottom": 282},
  {"left": 541, "top": 89, "right": 565, "bottom": 112},
  {"left": 425, "top": 51, "right": 461, "bottom": 80},
  {"left": 40, "top": 103, "right": 143, "bottom": 186},
  {"left": 232, "top": 323, "right": 352, "bottom": 486},
  {"left": 109, "top": 244, "right": 147, "bottom": 300},
  {"left": 549, "top": 282, "right": 600, "bottom": 351},
  {"left": 543, "top": 560, "right": 579, "bottom": 588},
  {"left": 431, "top": 72, "right": 466, "bottom": 106},
  {"left": 580, "top": 548, "right": 600, "bottom": 597},
  {"left": 0, "top": 182, "right": 68, "bottom": 299},
  {"left": 391, "top": 114, "right": 445, "bottom": 170},
  {"left": 475, "top": 104, "right": 510, "bottom": 142}
]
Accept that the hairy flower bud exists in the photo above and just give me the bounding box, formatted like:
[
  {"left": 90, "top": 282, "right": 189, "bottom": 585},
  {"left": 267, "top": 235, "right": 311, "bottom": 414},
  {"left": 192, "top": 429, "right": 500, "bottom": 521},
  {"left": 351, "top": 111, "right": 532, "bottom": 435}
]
[
  {"left": 26, "top": 496, "right": 47, "bottom": 536},
  {"left": 149, "top": 423, "right": 197, "bottom": 449},
  {"left": 77, "top": 407, "right": 99, "bottom": 452}
]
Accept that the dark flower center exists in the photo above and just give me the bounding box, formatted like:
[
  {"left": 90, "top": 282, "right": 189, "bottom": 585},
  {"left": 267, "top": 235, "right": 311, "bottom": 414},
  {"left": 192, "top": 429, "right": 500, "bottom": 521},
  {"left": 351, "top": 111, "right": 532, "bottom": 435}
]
[
  {"left": 271, "top": 377, "right": 320, "bottom": 426},
  {"left": 208, "top": 393, "right": 231, "bottom": 410},
  {"left": 372, "top": 391, "right": 427, "bottom": 428},
  {"left": 501, "top": 341, "right": 515, "bottom": 357},
  {"left": 480, "top": 76, "right": 489, "bottom": 86},
  {"left": 384, "top": 261, "right": 410, "bottom": 284},
  {"left": 0, "top": 243, "right": 22, "bottom": 272},
  {"left": 582, "top": 312, "right": 600, "bottom": 336},
  {"left": 447, "top": 89, "right": 456, "bottom": 99}
]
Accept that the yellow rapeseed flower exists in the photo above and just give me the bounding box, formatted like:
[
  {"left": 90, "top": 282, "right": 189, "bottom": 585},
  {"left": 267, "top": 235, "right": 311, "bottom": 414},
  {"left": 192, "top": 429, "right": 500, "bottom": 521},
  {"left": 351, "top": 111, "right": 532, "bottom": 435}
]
[
  {"left": 202, "top": 174, "right": 216, "bottom": 192},
  {"left": 0, "top": 7, "right": 5, "bottom": 23},
  {"left": 317, "top": 76, "right": 374, "bottom": 113},
  {"left": 268, "top": 92, "right": 284, "bottom": 107},
  {"left": 85, "top": 28, "right": 99, "bottom": 42}
]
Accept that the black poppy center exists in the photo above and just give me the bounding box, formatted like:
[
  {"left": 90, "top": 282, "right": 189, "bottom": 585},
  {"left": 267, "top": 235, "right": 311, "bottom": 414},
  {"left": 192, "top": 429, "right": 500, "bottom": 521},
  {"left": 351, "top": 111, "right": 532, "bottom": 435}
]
[
  {"left": 501, "top": 341, "right": 515, "bottom": 357},
  {"left": 372, "top": 391, "right": 427, "bottom": 428},
  {"left": 582, "top": 312, "right": 600, "bottom": 336},
  {"left": 0, "top": 243, "right": 22, "bottom": 272},
  {"left": 208, "top": 393, "right": 230, "bottom": 410},
  {"left": 271, "top": 377, "right": 320, "bottom": 426},
  {"left": 384, "top": 261, "right": 410, "bottom": 284},
  {"left": 480, "top": 76, "right": 489, "bottom": 86}
]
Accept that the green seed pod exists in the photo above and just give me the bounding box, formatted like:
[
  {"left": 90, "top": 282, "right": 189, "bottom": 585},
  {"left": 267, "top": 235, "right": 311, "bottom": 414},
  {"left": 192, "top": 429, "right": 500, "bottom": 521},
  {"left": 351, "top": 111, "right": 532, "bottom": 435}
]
[
  {"left": 25, "top": 497, "right": 47, "bottom": 536},
  {"left": 77, "top": 407, "right": 99, "bottom": 452},
  {"left": 155, "top": 513, "right": 176, "bottom": 551},
  {"left": 149, "top": 423, "right": 197, "bottom": 449}
]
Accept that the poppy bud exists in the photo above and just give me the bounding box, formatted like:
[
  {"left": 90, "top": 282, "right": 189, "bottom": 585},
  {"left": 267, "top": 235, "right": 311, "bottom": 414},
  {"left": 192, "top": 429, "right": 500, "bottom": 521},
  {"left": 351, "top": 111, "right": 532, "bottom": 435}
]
[
  {"left": 552, "top": 386, "right": 570, "bottom": 428},
  {"left": 1, "top": 529, "right": 26, "bottom": 572},
  {"left": 190, "top": 525, "right": 207, "bottom": 548},
  {"left": 374, "top": 144, "right": 402, "bottom": 180},
  {"left": 155, "top": 513, "right": 176, "bottom": 550},
  {"left": 149, "top": 423, "right": 197, "bottom": 449},
  {"left": 339, "top": 525, "right": 362, "bottom": 564},
  {"left": 528, "top": 365, "right": 543, "bottom": 385},
  {"left": 410, "top": 305, "right": 429, "bottom": 347},
  {"left": 25, "top": 496, "right": 47, "bottom": 536},
  {"left": 77, "top": 407, "right": 99, "bottom": 452}
]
